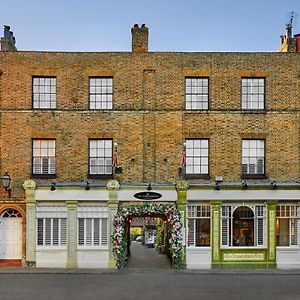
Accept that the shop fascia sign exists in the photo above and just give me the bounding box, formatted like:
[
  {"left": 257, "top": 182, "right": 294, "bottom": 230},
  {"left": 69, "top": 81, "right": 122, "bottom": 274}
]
[{"left": 133, "top": 191, "right": 162, "bottom": 200}]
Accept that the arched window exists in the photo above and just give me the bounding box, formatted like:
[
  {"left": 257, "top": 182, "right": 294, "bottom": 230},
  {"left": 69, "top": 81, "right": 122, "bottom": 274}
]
[
  {"left": 221, "top": 205, "right": 266, "bottom": 247},
  {"left": 1, "top": 209, "right": 22, "bottom": 218},
  {"left": 232, "top": 206, "right": 254, "bottom": 246}
]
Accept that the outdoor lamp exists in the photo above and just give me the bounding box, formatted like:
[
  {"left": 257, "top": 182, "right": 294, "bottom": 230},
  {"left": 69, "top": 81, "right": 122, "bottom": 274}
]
[{"left": 1, "top": 171, "right": 11, "bottom": 198}]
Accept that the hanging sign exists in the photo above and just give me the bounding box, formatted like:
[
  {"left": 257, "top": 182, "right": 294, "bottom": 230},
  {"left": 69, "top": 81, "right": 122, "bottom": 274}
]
[{"left": 134, "top": 191, "right": 162, "bottom": 200}]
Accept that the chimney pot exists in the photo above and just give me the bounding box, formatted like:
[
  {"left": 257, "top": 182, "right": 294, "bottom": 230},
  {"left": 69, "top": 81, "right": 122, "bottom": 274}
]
[
  {"left": 1, "top": 25, "right": 17, "bottom": 51},
  {"left": 131, "top": 23, "right": 148, "bottom": 53}
]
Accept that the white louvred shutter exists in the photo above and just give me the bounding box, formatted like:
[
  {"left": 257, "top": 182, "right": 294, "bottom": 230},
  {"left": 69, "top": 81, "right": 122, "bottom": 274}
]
[
  {"left": 221, "top": 218, "right": 229, "bottom": 246},
  {"left": 33, "top": 158, "right": 41, "bottom": 174},
  {"left": 187, "top": 219, "right": 194, "bottom": 246},
  {"left": 37, "top": 219, "right": 44, "bottom": 245},
  {"left": 45, "top": 218, "right": 52, "bottom": 245},
  {"left": 86, "top": 219, "right": 92, "bottom": 245},
  {"left": 78, "top": 219, "right": 85, "bottom": 245},
  {"left": 257, "top": 158, "right": 264, "bottom": 174},
  {"left": 101, "top": 218, "right": 108, "bottom": 245},
  {"left": 94, "top": 218, "right": 100, "bottom": 246},
  {"left": 60, "top": 219, "right": 66, "bottom": 245},
  {"left": 290, "top": 218, "right": 297, "bottom": 246},
  {"left": 42, "top": 158, "right": 49, "bottom": 174},
  {"left": 52, "top": 218, "right": 59, "bottom": 245},
  {"left": 49, "top": 157, "right": 56, "bottom": 174}
]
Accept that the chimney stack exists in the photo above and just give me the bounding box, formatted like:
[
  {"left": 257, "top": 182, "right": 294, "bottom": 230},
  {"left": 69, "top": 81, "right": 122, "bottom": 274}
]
[
  {"left": 1, "top": 25, "right": 17, "bottom": 52},
  {"left": 131, "top": 24, "right": 148, "bottom": 53}
]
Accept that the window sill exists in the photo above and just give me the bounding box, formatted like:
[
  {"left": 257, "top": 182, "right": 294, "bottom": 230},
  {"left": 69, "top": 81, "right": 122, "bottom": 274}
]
[
  {"left": 220, "top": 246, "right": 267, "bottom": 250},
  {"left": 32, "top": 108, "right": 57, "bottom": 111},
  {"left": 185, "top": 109, "right": 209, "bottom": 112},
  {"left": 184, "top": 174, "right": 210, "bottom": 180},
  {"left": 240, "top": 110, "right": 266, "bottom": 114},
  {"left": 187, "top": 246, "right": 211, "bottom": 249},
  {"left": 241, "top": 174, "right": 267, "bottom": 180},
  {"left": 276, "top": 246, "right": 300, "bottom": 249},
  {"left": 36, "top": 246, "right": 67, "bottom": 250},
  {"left": 88, "top": 174, "right": 114, "bottom": 179},
  {"left": 31, "top": 174, "right": 57, "bottom": 179},
  {"left": 77, "top": 246, "right": 109, "bottom": 250}
]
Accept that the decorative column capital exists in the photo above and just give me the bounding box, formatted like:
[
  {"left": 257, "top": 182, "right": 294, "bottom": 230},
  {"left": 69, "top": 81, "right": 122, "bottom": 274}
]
[
  {"left": 23, "top": 180, "right": 36, "bottom": 190},
  {"left": 175, "top": 181, "right": 189, "bottom": 192},
  {"left": 107, "top": 180, "right": 120, "bottom": 191}
]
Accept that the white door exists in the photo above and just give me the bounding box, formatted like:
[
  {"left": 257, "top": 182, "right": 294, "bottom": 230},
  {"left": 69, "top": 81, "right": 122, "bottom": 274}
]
[{"left": 0, "top": 212, "right": 22, "bottom": 259}]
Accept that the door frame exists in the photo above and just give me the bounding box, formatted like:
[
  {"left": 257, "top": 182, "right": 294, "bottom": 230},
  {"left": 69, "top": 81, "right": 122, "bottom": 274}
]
[{"left": 0, "top": 204, "right": 26, "bottom": 264}]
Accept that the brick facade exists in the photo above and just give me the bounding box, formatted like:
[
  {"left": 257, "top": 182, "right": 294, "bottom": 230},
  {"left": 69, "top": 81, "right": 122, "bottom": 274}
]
[
  {"left": 1, "top": 24, "right": 300, "bottom": 269},
  {"left": 0, "top": 30, "right": 300, "bottom": 201}
]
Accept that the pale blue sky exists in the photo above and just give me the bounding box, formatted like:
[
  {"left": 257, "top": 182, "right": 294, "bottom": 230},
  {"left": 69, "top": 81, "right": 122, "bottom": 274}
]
[{"left": 1, "top": 0, "right": 299, "bottom": 52}]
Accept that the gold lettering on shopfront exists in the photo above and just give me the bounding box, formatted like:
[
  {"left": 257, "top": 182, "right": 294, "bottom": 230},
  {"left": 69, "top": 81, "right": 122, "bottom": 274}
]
[{"left": 223, "top": 253, "right": 264, "bottom": 261}]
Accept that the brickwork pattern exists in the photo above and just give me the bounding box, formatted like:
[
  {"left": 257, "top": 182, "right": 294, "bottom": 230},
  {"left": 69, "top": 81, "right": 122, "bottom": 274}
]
[{"left": 0, "top": 51, "right": 299, "bottom": 200}]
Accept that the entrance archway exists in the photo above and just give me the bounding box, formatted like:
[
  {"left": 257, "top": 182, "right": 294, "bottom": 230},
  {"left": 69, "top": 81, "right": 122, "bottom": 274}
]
[
  {"left": 0, "top": 206, "right": 25, "bottom": 265},
  {"left": 112, "top": 203, "right": 183, "bottom": 268}
]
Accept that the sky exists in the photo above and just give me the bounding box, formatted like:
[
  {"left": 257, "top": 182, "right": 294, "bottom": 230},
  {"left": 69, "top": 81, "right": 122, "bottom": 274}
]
[{"left": 0, "top": 0, "right": 299, "bottom": 52}]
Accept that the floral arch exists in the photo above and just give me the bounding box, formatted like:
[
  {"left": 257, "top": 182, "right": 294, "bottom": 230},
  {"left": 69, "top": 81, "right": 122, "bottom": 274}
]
[{"left": 112, "top": 202, "right": 183, "bottom": 269}]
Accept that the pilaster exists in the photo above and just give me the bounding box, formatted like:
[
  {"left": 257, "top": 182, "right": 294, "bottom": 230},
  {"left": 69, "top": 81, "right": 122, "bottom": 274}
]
[
  {"left": 66, "top": 201, "right": 77, "bottom": 268},
  {"left": 23, "top": 180, "right": 37, "bottom": 267},
  {"left": 211, "top": 201, "right": 222, "bottom": 267},
  {"left": 267, "top": 201, "right": 277, "bottom": 268},
  {"left": 176, "top": 181, "right": 189, "bottom": 268},
  {"left": 107, "top": 180, "right": 120, "bottom": 268}
]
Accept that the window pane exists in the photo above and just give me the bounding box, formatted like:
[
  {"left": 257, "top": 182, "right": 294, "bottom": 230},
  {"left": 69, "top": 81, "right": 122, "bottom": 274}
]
[
  {"left": 195, "top": 219, "right": 210, "bottom": 246},
  {"left": 276, "top": 219, "right": 289, "bottom": 246},
  {"left": 89, "top": 77, "right": 113, "bottom": 110}
]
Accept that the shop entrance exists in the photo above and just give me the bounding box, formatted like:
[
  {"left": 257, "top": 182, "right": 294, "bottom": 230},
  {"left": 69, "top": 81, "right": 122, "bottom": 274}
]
[{"left": 112, "top": 203, "right": 183, "bottom": 269}]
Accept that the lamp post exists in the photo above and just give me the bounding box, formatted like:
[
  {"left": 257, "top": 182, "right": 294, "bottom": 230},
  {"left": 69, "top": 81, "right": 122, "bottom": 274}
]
[{"left": 1, "top": 172, "right": 11, "bottom": 198}]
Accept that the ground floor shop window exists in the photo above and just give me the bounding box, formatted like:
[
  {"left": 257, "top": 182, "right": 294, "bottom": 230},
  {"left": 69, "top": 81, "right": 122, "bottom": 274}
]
[
  {"left": 276, "top": 205, "right": 300, "bottom": 246},
  {"left": 37, "top": 218, "right": 66, "bottom": 246},
  {"left": 187, "top": 205, "right": 211, "bottom": 246},
  {"left": 77, "top": 206, "right": 108, "bottom": 247},
  {"left": 221, "top": 205, "right": 266, "bottom": 247},
  {"left": 78, "top": 218, "right": 108, "bottom": 246},
  {"left": 36, "top": 205, "right": 67, "bottom": 247}
]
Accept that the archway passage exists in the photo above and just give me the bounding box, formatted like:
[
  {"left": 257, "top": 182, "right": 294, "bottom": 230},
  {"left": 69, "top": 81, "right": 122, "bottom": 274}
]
[
  {"left": 0, "top": 209, "right": 23, "bottom": 267},
  {"left": 112, "top": 203, "right": 183, "bottom": 269},
  {"left": 126, "top": 214, "right": 172, "bottom": 269}
]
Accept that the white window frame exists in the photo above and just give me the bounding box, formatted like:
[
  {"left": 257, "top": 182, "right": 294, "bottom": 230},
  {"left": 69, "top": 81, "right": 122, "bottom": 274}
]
[
  {"left": 185, "top": 77, "right": 209, "bottom": 110},
  {"left": 187, "top": 204, "right": 211, "bottom": 247},
  {"left": 221, "top": 204, "right": 267, "bottom": 248},
  {"left": 242, "top": 139, "right": 265, "bottom": 176},
  {"left": 32, "top": 139, "right": 56, "bottom": 175},
  {"left": 36, "top": 205, "right": 67, "bottom": 248},
  {"left": 276, "top": 204, "right": 300, "bottom": 247},
  {"left": 33, "top": 77, "right": 56, "bottom": 109},
  {"left": 89, "top": 139, "right": 113, "bottom": 176},
  {"left": 37, "top": 218, "right": 66, "bottom": 247},
  {"left": 89, "top": 77, "right": 113, "bottom": 110},
  {"left": 77, "top": 206, "right": 108, "bottom": 248},
  {"left": 241, "top": 78, "right": 265, "bottom": 110},
  {"left": 185, "top": 139, "right": 209, "bottom": 176}
]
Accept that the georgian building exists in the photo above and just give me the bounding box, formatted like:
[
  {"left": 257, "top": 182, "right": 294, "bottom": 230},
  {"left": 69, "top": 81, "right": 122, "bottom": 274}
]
[{"left": 0, "top": 24, "right": 300, "bottom": 269}]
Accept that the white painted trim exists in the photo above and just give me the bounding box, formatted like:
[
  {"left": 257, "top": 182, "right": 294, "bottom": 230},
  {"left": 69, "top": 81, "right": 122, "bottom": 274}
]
[
  {"left": 187, "top": 189, "right": 300, "bottom": 201},
  {"left": 35, "top": 189, "right": 109, "bottom": 201}
]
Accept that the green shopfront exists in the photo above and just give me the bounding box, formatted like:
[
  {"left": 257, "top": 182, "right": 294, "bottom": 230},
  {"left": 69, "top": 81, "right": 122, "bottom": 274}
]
[{"left": 185, "top": 183, "right": 300, "bottom": 269}]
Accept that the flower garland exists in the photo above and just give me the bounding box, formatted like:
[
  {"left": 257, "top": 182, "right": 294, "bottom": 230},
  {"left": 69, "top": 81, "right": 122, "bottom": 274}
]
[{"left": 112, "top": 202, "right": 183, "bottom": 269}]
